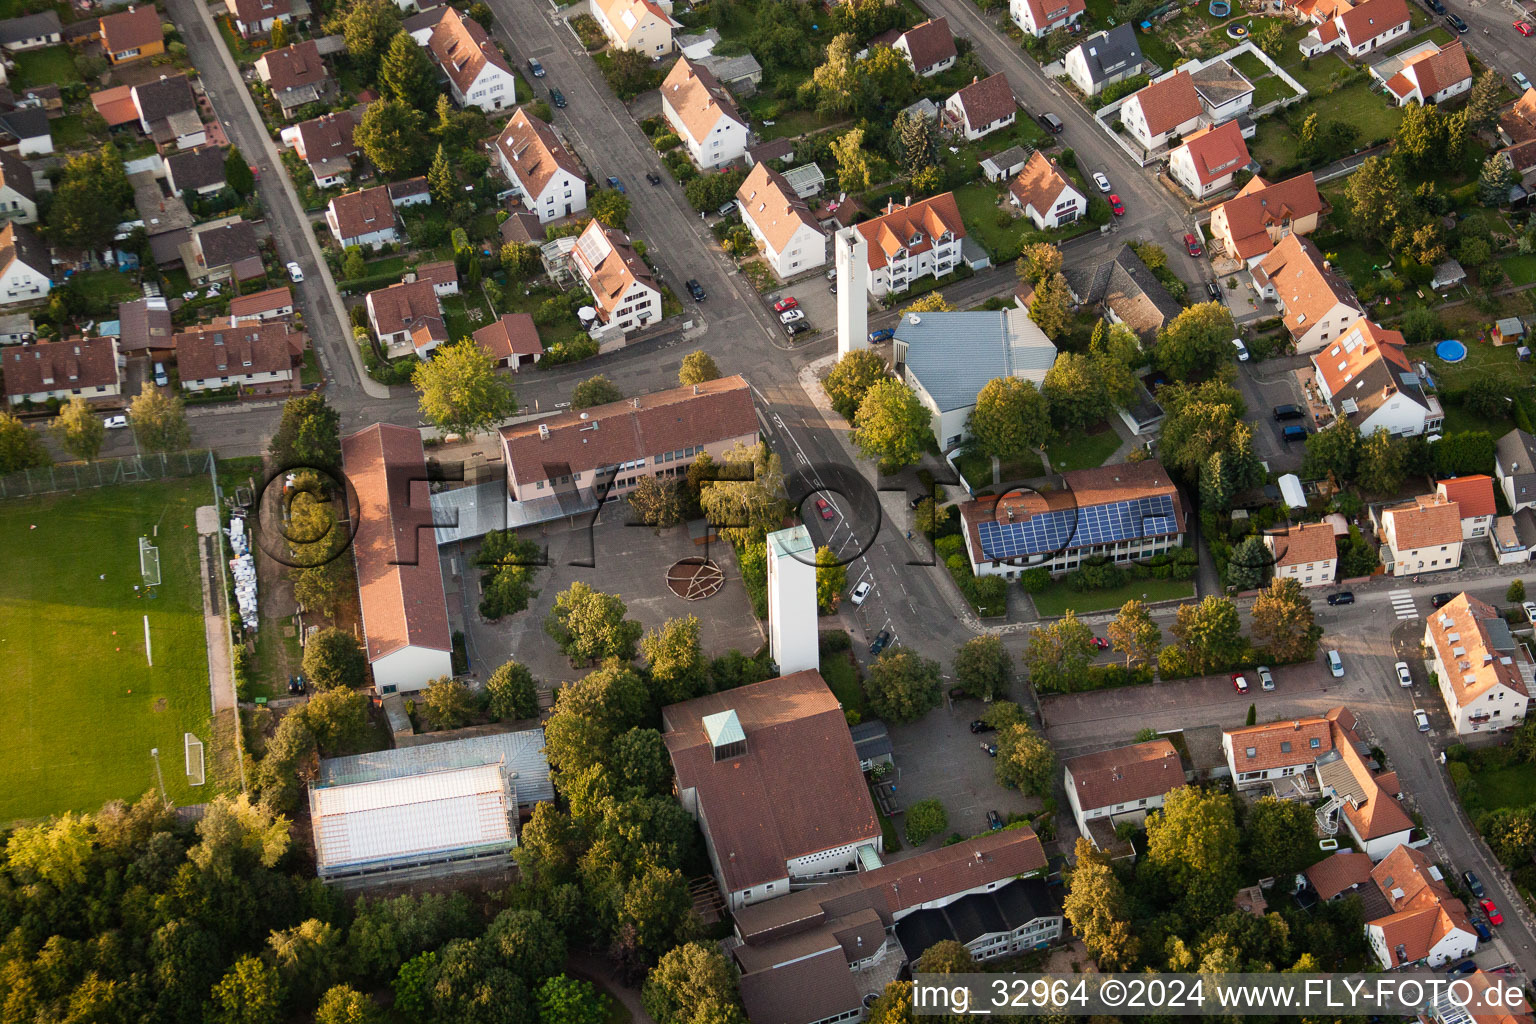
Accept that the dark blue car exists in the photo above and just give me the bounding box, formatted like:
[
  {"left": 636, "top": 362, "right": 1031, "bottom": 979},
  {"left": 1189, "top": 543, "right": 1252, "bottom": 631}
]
[
  {"left": 868, "top": 328, "right": 895, "bottom": 343},
  {"left": 1474, "top": 921, "right": 1493, "bottom": 942}
]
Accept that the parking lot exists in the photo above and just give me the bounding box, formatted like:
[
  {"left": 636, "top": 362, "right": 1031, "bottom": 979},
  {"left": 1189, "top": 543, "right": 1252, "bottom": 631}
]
[{"left": 764, "top": 268, "right": 841, "bottom": 345}]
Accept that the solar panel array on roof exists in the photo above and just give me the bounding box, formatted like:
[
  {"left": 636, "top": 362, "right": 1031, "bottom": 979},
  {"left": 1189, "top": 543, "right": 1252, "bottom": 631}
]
[{"left": 976, "top": 493, "right": 1177, "bottom": 559}]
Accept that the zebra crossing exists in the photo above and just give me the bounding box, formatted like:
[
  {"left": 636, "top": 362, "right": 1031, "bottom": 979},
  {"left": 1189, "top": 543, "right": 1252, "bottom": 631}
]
[{"left": 1388, "top": 590, "right": 1419, "bottom": 620}]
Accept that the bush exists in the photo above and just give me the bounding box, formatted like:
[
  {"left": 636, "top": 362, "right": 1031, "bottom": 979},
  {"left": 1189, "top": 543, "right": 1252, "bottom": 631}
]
[
  {"left": 1029, "top": 662, "right": 1153, "bottom": 694},
  {"left": 1019, "top": 567, "right": 1051, "bottom": 593},
  {"left": 904, "top": 799, "right": 949, "bottom": 845},
  {"left": 820, "top": 629, "right": 852, "bottom": 654}
]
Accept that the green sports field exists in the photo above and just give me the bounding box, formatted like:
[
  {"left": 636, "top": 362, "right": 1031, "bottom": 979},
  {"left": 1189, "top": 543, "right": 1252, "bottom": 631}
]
[{"left": 0, "top": 478, "right": 216, "bottom": 822}]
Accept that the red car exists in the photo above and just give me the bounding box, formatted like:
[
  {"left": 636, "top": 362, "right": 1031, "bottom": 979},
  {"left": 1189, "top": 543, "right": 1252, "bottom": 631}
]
[
  {"left": 1090, "top": 637, "right": 1110, "bottom": 650},
  {"left": 1517, "top": 19, "right": 1533, "bottom": 35},
  {"left": 1481, "top": 899, "right": 1504, "bottom": 925},
  {"left": 1231, "top": 673, "right": 1249, "bottom": 693},
  {"left": 814, "top": 497, "right": 835, "bottom": 521},
  {"left": 773, "top": 297, "right": 799, "bottom": 312},
  {"left": 1108, "top": 194, "right": 1124, "bottom": 216},
  {"left": 1185, "top": 233, "right": 1204, "bottom": 257}
]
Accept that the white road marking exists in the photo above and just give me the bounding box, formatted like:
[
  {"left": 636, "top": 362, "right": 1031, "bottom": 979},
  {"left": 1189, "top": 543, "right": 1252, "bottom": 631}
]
[{"left": 1389, "top": 590, "right": 1419, "bottom": 620}]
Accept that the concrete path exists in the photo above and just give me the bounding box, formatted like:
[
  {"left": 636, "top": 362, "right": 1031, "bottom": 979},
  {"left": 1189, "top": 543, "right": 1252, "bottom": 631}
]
[{"left": 195, "top": 505, "right": 236, "bottom": 715}]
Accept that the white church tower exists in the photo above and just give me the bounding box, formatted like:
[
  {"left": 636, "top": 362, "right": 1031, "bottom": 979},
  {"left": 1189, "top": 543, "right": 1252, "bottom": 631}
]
[
  {"left": 766, "top": 525, "right": 818, "bottom": 675},
  {"left": 835, "top": 227, "right": 868, "bottom": 357}
]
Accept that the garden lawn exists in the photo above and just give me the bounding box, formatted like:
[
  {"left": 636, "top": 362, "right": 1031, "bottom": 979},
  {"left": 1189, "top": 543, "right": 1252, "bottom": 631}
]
[
  {"left": 953, "top": 183, "right": 1026, "bottom": 261},
  {"left": 14, "top": 46, "right": 80, "bottom": 87},
  {"left": 1277, "top": 50, "right": 1350, "bottom": 95},
  {"left": 1046, "top": 421, "right": 1121, "bottom": 473},
  {"left": 67, "top": 269, "right": 143, "bottom": 308},
  {"left": 1406, "top": 339, "right": 1531, "bottom": 391},
  {"left": 443, "top": 290, "right": 495, "bottom": 342},
  {"left": 1500, "top": 254, "right": 1536, "bottom": 287},
  {"left": 51, "top": 115, "right": 92, "bottom": 150},
  {"left": 0, "top": 478, "right": 216, "bottom": 822},
  {"left": 1251, "top": 80, "right": 1403, "bottom": 171},
  {"left": 1229, "top": 50, "right": 1270, "bottom": 80},
  {"left": 1252, "top": 75, "right": 1298, "bottom": 107},
  {"left": 954, "top": 449, "right": 993, "bottom": 491},
  {"left": 819, "top": 650, "right": 864, "bottom": 714},
  {"left": 1459, "top": 761, "right": 1536, "bottom": 819},
  {"left": 1031, "top": 576, "right": 1194, "bottom": 617}
]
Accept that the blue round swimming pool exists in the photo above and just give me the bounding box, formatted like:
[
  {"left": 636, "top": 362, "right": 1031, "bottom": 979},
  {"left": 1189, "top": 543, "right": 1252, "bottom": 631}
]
[
  {"left": 1209, "top": 0, "right": 1231, "bottom": 14},
  {"left": 1435, "top": 340, "right": 1468, "bottom": 363}
]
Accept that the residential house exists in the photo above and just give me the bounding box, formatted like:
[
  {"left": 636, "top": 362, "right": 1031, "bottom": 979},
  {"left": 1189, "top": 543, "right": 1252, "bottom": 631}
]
[
  {"left": 730, "top": 830, "right": 1051, "bottom": 1024},
  {"left": 1380, "top": 493, "right": 1464, "bottom": 575},
  {"left": 417, "top": 5, "right": 515, "bottom": 112},
  {"left": 1423, "top": 593, "right": 1533, "bottom": 735},
  {"left": 1496, "top": 429, "right": 1536, "bottom": 512},
  {"left": 1301, "top": 0, "right": 1412, "bottom": 56},
  {"left": 1372, "top": 40, "right": 1472, "bottom": 106},
  {"left": 386, "top": 176, "right": 430, "bottom": 209},
  {"left": 499, "top": 374, "right": 757, "bottom": 527},
  {"left": 0, "top": 148, "right": 36, "bottom": 224},
  {"left": 1365, "top": 845, "right": 1477, "bottom": 969},
  {"left": 660, "top": 58, "right": 749, "bottom": 169},
  {"left": 0, "top": 12, "right": 61, "bottom": 52},
  {"left": 256, "top": 41, "right": 332, "bottom": 117},
  {"left": 1431, "top": 259, "right": 1467, "bottom": 291},
  {"left": 1010, "top": 0, "right": 1085, "bottom": 37},
  {"left": 664, "top": 671, "right": 883, "bottom": 910},
  {"left": 232, "top": 0, "right": 292, "bottom": 40},
  {"left": 570, "top": 220, "right": 661, "bottom": 337},
  {"left": 473, "top": 312, "right": 541, "bottom": 370},
  {"left": 1064, "top": 739, "right": 1186, "bottom": 851},
  {"left": 173, "top": 321, "right": 302, "bottom": 392},
  {"left": 1064, "top": 24, "right": 1145, "bottom": 96},
  {"left": 589, "top": 0, "right": 680, "bottom": 56},
  {"left": 164, "top": 146, "right": 228, "bottom": 196},
  {"left": 1311, "top": 318, "right": 1443, "bottom": 436},
  {"left": 1007, "top": 150, "right": 1086, "bottom": 229},
  {"left": 182, "top": 220, "right": 264, "bottom": 284},
  {"left": 1208, "top": 172, "right": 1323, "bottom": 263},
  {"left": 1119, "top": 71, "right": 1203, "bottom": 152},
  {"left": 1427, "top": 971, "right": 1536, "bottom": 1024},
  {"left": 894, "top": 306, "right": 1057, "bottom": 450},
  {"left": 365, "top": 278, "right": 442, "bottom": 357},
  {"left": 229, "top": 286, "right": 294, "bottom": 323},
  {"left": 735, "top": 162, "right": 827, "bottom": 279},
  {"left": 1190, "top": 58, "right": 1255, "bottom": 120},
  {"left": 0, "top": 221, "right": 49, "bottom": 304},
  {"left": 1303, "top": 849, "right": 1382, "bottom": 905},
  {"left": 130, "top": 74, "right": 205, "bottom": 152},
  {"left": 944, "top": 73, "right": 1016, "bottom": 141},
  {"left": 0, "top": 109, "right": 50, "bottom": 158},
  {"left": 695, "top": 52, "right": 762, "bottom": 91},
  {"left": 1253, "top": 234, "right": 1364, "bottom": 353},
  {"left": 285, "top": 109, "right": 359, "bottom": 188},
  {"left": 0, "top": 312, "right": 32, "bottom": 345},
  {"left": 340, "top": 423, "right": 455, "bottom": 694},
  {"left": 116, "top": 297, "right": 172, "bottom": 355},
  {"left": 852, "top": 193, "right": 966, "bottom": 298},
  {"left": 1062, "top": 243, "right": 1182, "bottom": 342},
  {"left": 1, "top": 336, "right": 119, "bottom": 405},
  {"left": 1264, "top": 521, "right": 1338, "bottom": 587},
  {"left": 415, "top": 260, "right": 457, "bottom": 297},
  {"left": 1437, "top": 476, "right": 1496, "bottom": 540},
  {"left": 893, "top": 17, "right": 957, "bottom": 77},
  {"left": 1498, "top": 89, "right": 1536, "bottom": 178},
  {"left": 1223, "top": 707, "right": 1416, "bottom": 859},
  {"left": 960, "top": 460, "right": 1185, "bottom": 578},
  {"left": 326, "top": 184, "right": 399, "bottom": 249},
  {"left": 1169, "top": 119, "right": 1251, "bottom": 199},
  {"left": 99, "top": 5, "right": 163, "bottom": 64},
  {"left": 495, "top": 108, "right": 586, "bottom": 223},
  {"left": 91, "top": 85, "right": 141, "bottom": 131},
  {"left": 1489, "top": 511, "right": 1536, "bottom": 565},
  {"left": 981, "top": 145, "right": 1033, "bottom": 182}
]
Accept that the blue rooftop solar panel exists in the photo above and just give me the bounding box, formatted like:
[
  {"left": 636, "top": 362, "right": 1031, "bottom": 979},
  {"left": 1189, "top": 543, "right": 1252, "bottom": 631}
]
[{"left": 976, "top": 494, "right": 1177, "bottom": 560}]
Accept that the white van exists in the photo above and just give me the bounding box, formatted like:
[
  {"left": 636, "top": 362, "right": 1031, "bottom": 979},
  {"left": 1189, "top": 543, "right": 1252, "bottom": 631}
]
[{"left": 153, "top": 362, "right": 168, "bottom": 387}]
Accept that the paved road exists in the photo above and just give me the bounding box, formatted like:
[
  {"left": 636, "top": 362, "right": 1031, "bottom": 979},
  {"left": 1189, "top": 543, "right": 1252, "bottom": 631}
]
[{"left": 1443, "top": 0, "right": 1536, "bottom": 85}]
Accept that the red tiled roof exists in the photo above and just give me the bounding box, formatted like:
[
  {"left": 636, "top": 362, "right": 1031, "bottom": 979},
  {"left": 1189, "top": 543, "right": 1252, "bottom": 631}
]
[
  {"left": 1212, "top": 172, "right": 1323, "bottom": 260},
  {"left": 1370, "top": 844, "right": 1473, "bottom": 966},
  {"left": 228, "top": 286, "right": 292, "bottom": 320},
  {"left": 294, "top": 109, "right": 358, "bottom": 176},
  {"left": 1225, "top": 714, "right": 1337, "bottom": 773},
  {"left": 232, "top": 0, "right": 291, "bottom": 26},
  {"left": 1425, "top": 592, "right": 1533, "bottom": 708},
  {"left": 367, "top": 279, "right": 440, "bottom": 337},
  {"left": 1437, "top": 475, "right": 1496, "bottom": 520},
  {"left": 1176, "top": 119, "right": 1251, "bottom": 186},
  {"left": 1127, "top": 70, "right": 1202, "bottom": 136},
  {"left": 425, "top": 6, "right": 511, "bottom": 96},
  {"left": 1399, "top": 41, "right": 1471, "bottom": 99},
  {"left": 852, "top": 192, "right": 966, "bottom": 272},
  {"left": 495, "top": 108, "right": 582, "bottom": 202},
  {"left": 99, "top": 4, "right": 162, "bottom": 54},
  {"left": 173, "top": 321, "right": 296, "bottom": 382},
  {"left": 1008, "top": 150, "right": 1077, "bottom": 217},
  {"left": 571, "top": 220, "right": 657, "bottom": 320},
  {"left": 259, "top": 40, "right": 327, "bottom": 93},
  {"left": 1338, "top": 0, "right": 1410, "bottom": 45},
  {"left": 90, "top": 85, "right": 138, "bottom": 127},
  {"left": 1305, "top": 850, "right": 1374, "bottom": 899},
  {"left": 1266, "top": 521, "right": 1337, "bottom": 567},
  {"left": 896, "top": 17, "right": 956, "bottom": 71},
  {"left": 1019, "top": 0, "right": 1086, "bottom": 27},
  {"left": 1064, "top": 739, "right": 1183, "bottom": 810},
  {"left": 1385, "top": 494, "right": 1463, "bottom": 551},
  {"left": 473, "top": 312, "right": 541, "bottom": 362},
  {"left": 1, "top": 337, "right": 117, "bottom": 397},
  {"left": 662, "top": 57, "right": 744, "bottom": 143},
  {"left": 327, "top": 184, "right": 396, "bottom": 242},
  {"left": 1258, "top": 234, "right": 1361, "bottom": 338},
  {"left": 736, "top": 162, "right": 820, "bottom": 255}
]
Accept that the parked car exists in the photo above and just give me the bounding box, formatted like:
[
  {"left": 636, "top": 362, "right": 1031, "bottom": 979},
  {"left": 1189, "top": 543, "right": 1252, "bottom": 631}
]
[
  {"left": 1448, "top": 960, "right": 1478, "bottom": 975},
  {"left": 549, "top": 87, "right": 566, "bottom": 108},
  {"left": 1396, "top": 661, "right": 1414, "bottom": 687},
  {"left": 970, "top": 719, "right": 995, "bottom": 734},
  {"left": 1090, "top": 637, "right": 1110, "bottom": 650},
  {"left": 1185, "top": 233, "right": 1203, "bottom": 256},
  {"left": 869, "top": 630, "right": 891, "bottom": 655},
  {"left": 153, "top": 362, "right": 169, "bottom": 387},
  {"left": 1232, "top": 673, "right": 1250, "bottom": 693},
  {"left": 986, "top": 809, "right": 1005, "bottom": 831},
  {"left": 1328, "top": 650, "right": 1344, "bottom": 677},
  {"left": 1481, "top": 899, "right": 1504, "bottom": 925},
  {"left": 1474, "top": 920, "right": 1493, "bottom": 942},
  {"left": 1423, "top": 0, "right": 1444, "bottom": 12},
  {"left": 717, "top": 199, "right": 738, "bottom": 218},
  {"left": 1414, "top": 707, "right": 1431, "bottom": 732},
  {"left": 1258, "top": 665, "right": 1275, "bottom": 691},
  {"left": 783, "top": 321, "right": 808, "bottom": 337},
  {"left": 1327, "top": 591, "right": 1355, "bottom": 606},
  {"left": 1232, "top": 337, "right": 1249, "bottom": 361},
  {"left": 850, "top": 580, "right": 872, "bottom": 605},
  {"left": 780, "top": 308, "right": 806, "bottom": 324},
  {"left": 645, "top": 171, "right": 662, "bottom": 185},
  {"left": 773, "top": 296, "right": 799, "bottom": 312},
  {"left": 1431, "top": 592, "right": 1456, "bottom": 608},
  {"left": 527, "top": 57, "right": 545, "bottom": 76},
  {"left": 814, "top": 497, "right": 835, "bottom": 521},
  {"left": 1206, "top": 281, "right": 1221, "bottom": 300},
  {"left": 1272, "top": 404, "right": 1305, "bottom": 421},
  {"left": 1282, "top": 424, "right": 1309, "bottom": 442},
  {"left": 606, "top": 175, "right": 625, "bottom": 193},
  {"left": 1092, "top": 171, "right": 1111, "bottom": 192},
  {"left": 1464, "top": 871, "right": 1485, "bottom": 898},
  {"left": 103, "top": 414, "right": 128, "bottom": 429},
  {"left": 1446, "top": 12, "right": 1469, "bottom": 31},
  {"left": 1517, "top": 72, "right": 1534, "bottom": 93},
  {"left": 286, "top": 261, "right": 304, "bottom": 283},
  {"left": 868, "top": 327, "right": 895, "bottom": 343},
  {"left": 1523, "top": 601, "right": 1536, "bottom": 623},
  {"left": 981, "top": 742, "right": 998, "bottom": 757},
  {"left": 1108, "top": 194, "right": 1124, "bottom": 216},
  {"left": 685, "top": 279, "right": 706, "bottom": 301},
  {"left": 1038, "top": 112, "right": 1064, "bottom": 133}
]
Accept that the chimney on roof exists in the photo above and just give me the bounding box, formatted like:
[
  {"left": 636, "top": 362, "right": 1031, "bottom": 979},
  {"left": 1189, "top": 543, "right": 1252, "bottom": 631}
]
[
  {"left": 693, "top": 384, "right": 699, "bottom": 395},
  {"left": 538, "top": 423, "right": 549, "bottom": 440}
]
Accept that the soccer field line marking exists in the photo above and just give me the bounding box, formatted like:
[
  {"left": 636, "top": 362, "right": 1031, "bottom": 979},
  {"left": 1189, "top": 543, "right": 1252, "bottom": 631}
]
[{"left": 143, "top": 615, "right": 152, "bottom": 666}]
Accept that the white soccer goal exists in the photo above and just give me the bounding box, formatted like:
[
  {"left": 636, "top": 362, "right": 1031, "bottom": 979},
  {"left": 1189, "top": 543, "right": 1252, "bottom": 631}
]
[
  {"left": 184, "top": 733, "right": 205, "bottom": 786},
  {"left": 140, "top": 536, "right": 161, "bottom": 588}
]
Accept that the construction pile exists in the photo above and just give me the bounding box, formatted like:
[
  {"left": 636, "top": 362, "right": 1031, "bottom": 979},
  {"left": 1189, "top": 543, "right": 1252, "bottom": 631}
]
[{"left": 227, "top": 515, "right": 258, "bottom": 630}]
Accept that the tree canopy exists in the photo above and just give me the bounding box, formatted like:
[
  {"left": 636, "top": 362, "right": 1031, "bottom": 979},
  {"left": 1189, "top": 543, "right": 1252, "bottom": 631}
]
[
  {"left": 853, "top": 379, "right": 936, "bottom": 471},
  {"left": 968, "top": 377, "right": 1052, "bottom": 459},
  {"left": 413, "top": 338, "right": 517, "bottom": 438}
]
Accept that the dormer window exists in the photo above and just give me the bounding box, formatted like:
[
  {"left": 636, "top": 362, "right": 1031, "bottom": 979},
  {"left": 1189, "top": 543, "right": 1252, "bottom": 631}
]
[{"left": 908, "top": 231, "right": 923, "bottom": 246}]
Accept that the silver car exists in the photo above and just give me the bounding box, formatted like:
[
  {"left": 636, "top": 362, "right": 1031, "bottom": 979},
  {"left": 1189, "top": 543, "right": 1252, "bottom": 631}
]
[
  {"left": 1395, "top": 661, "right": 1413, "bottom": 687},
  {"left": 1414, "top": 708, "right": 1431, "bottom": 732},
  {"left": 1327, "top": 650, "right": 1344, "bottom": 677},
  {"left": 1257, "top": 665, "right": 1275, "bottom": 691}
]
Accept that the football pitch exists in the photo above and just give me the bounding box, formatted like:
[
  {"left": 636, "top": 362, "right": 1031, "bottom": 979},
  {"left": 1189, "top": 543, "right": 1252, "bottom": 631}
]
[{"left": 0, "top": 478, "right": 215, "bottom": 822}]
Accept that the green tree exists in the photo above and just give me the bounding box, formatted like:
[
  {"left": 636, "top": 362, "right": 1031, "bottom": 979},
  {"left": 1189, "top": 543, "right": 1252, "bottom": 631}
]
[
  {"left": 1250, "top": 576, "right": 1322, "bottom": 663},
  {"left": 48, "top": 145, "right": 132, "bottom": 251},
  {"left": 537, "top": 975, "right": 609, "bottom": 1024},
  {"left": 501, "top": 240, "right": 542, "bottom": 280},
  {"left": 269, "top": 917, "right": 343, "bottom": 1003},
  {"left": 1227, "top": 534, "right": 1273, "bottom": 591},
  {"left": 52, "top": 396, "right": 105, "bottom": 461},
  {"left": 1395, "top": 101, "right": 1443, "bottom": 173},
  {"left": 413, "top": 338, "right": 517, "bottom": 437},
  {"left": 952, "top": 635, "right": 1012, "bottom": 700},
  {"left": 628, "top": 475, "right": 684, "bottom": 528},
  {"left": 545, "top": 582, "right": 644, "bottom": 665},
  {"left": 268, "top": 392, "right": 341, "bottom": 469},
  {"left": 914, "top": 496, "right": 949, "bottom": 534},
  {"left": 1062, "top": 837, "right": 1140, "bottom": 969},
  {"left": 696, "top": 442, "right": 789, "bottom": 544},
  {"left": 678, "top": 350, "right": 720, "bottom": 387},
  {"left": 1023, "top": 611, "right": 1094, "bottom": 691},
  {"left": 995, "top": 719, "right": 1055, "bottom": 795},
  {"left": 1509, "top": 578, "right": 1526, "bottom": 603},
  {"left": 1028, "top": 272, "right": 1072, "bottom": 341},
  {"left": 1357, "top": 426, "right": 1409, "bottom": 493},
  {"left": 0, "top": 411, "right": 49, "bottom": 473},
  {"left": 893, "top": 108, "right": 939, "bottom": 177},
  {"left": 815, "top": 545, "right": 847, "bottom": 615},
  {"left": 1018, "top": 242, "right": 1064, "bottom": 285},
  {"left": 129, "top": 389, "right": 191, "bottom": 453},
  {"left": 379, "top": 29, "right": 439, "bottom": 109},
  {"left": 1480, "top": 153, "right": 1518, "bottom": 207},
  {"left": 1155, "top": 302, "right": 1236, "bottom": 380},
  {"left": 1156, "top": 379, "right": 1252, "bottom": 476},
  {"left": 616, "top": 864, "right": 697, "bottom": 966},
  {"left": 1106, "top": 599, "right": 1161, "bottom": 670},
  {"left": 901, "top": 291, "right": 954, "bottom": 314},
  {"left": 641, "top": 615, "right": 708, "bottom": 704},
  {"left": 476, "top": 530, "right": 542, "bottom": 620},
  {"left": 225, "top": 145, "right": 255, "bottom": 196},
  {"left": 208, "top": 955, "right": 285, "bottom": 1024},
  {"left": 642, "top": 942, "right": 745, "bottom": 1024},
  {"left": 303, "top": 687, "right": 373, "bottom": 754},
  {"left": 830, "top": 126, "right": 872, "bottom": 191},
  {"left": 269, "top": 16, "right": 288, "bottom": 47},
  {"left": 1465, "top": 69, "right": 1503, "bottom": 130},
  {"left": 904, "top": 798, "right": 948, "bottom": 844},
  {"left": 1042, "top": 351, "right": 1114, "bottom": 431},
  {"left": 823, "top": 349, "right": 888, "bottom": 420},
  {"left": 423, "top": 677, "right": 475, "bottom": 729},
  {"left": 1344, "top": 156, "right": 1401, "bottom": 243},
  {"left": 486, "top": 660, "right": 539, "bottom": 721},
  {"left": 590, "top": 188, "right": 631, "bottom": 230},
  {"left": 864, "top": 649, "right": 942, "bottom": 724},
  {"left": 1480, "top": 806, "right": 1536, "bottom": 865},
  {"left": 339, "top": 0, "right": 402, "bottom": 74},
  {"left": 867, "top": 982, "right": 916, "bottom": 1024},
  {"left": 353, "top": 98, "right": 429, "bottom": 179},
  {"left": 571, "top": 375, "right": 623, "bottom": 410},
  {"left": 1144, "top": 786, "right": 1242, "bottom": 922},
  {"left": 316, "top": 985, "right": 383, "bottom": 1024},
  {"left": 968, "top": 377, "right": 1052, "bottom": 459},
  {"left": 812, "top": 33, "right": 860, "bottom": 113},
  {"left": 1400, "top": 306, "right": 1442, "bottom": 346},
  {"left": 1302, "top": 417, "right": 1361, "bottom": 481},
  {"left": 1245, "top": 796, "right": 1319, "bottom": 878},
  {"left": 342, "top": 246, "right": 365, "bottom": 280},
  {"left": 1170, "top": 595, "right": 1245, "bottom": 674},
  {"left": 853, "top": 378, "right": 936, "bottom": 471},
  {"left": 856, "top": 44, "right": 916, "bottom": 116},
  {"left": 303, "top": 627, "right": 367, "bottom": 690},
  {"left": 427, "top": 143, "right": 456, "bottom": 205}
]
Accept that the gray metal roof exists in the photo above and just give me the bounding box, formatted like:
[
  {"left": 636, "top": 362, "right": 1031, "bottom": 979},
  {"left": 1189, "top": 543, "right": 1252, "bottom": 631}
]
[
  {"left": 897, "top": 307, "right": 1057, "bottom": 413},
  {"left": 982, "top": 145, "right": 1031, "bottom": 173},
  {"left": 318, "top": 728, "right": 554, "bottom": 807},
  {"left": 1072, "top": 24, "right": 1144, "bottom": 84},
  {"left": 697, "top": 52, "right": 762, "bottom": 84}
]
